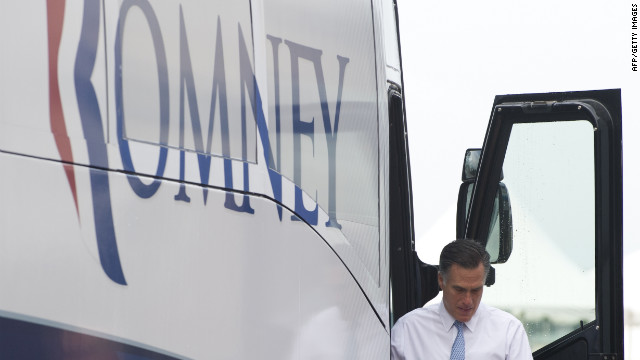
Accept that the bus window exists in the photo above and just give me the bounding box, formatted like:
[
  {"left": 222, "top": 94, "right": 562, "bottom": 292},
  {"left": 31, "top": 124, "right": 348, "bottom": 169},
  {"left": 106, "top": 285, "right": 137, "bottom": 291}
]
[
  {"left": 119, "top": 1, "right": 257, "bottom": 163},
  {"left": 481, "top": 120, "right": 596, "bottom": 351},
  {"left": 461, "top": 92, "right": 623, "bottom": 358},
  {"left": 264, "top": 0, "right": 380, "bottom": 283}
]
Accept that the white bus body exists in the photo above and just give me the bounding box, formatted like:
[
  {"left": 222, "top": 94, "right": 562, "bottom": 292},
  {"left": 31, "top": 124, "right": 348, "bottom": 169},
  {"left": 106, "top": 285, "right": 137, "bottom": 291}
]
[{"left": 0, "top": 0, "right": 404, "bottom": 358}]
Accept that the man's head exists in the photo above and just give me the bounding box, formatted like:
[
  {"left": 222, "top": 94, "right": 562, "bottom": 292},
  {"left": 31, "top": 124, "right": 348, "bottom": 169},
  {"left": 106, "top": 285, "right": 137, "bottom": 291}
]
[{"left": 438, "top": 240, "right": 491, "bottom": 323}]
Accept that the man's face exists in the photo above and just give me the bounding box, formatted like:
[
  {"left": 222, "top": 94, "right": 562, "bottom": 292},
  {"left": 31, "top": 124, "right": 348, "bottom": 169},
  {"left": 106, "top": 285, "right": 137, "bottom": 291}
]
[{"left": 438, "top": 263, "right": 485, "bottom": 323}]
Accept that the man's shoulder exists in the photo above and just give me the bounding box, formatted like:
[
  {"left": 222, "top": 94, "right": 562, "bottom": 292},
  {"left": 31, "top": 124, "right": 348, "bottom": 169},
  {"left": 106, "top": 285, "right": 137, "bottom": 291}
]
[
  {"left": 478, "top": 303, "right": 532, "bottom": 356},
  {"left": 480, "top": 303, "right": 525, "bottom": 327},
  {"left": 394, "top": 303, "right": 440, "bottom": 327}
]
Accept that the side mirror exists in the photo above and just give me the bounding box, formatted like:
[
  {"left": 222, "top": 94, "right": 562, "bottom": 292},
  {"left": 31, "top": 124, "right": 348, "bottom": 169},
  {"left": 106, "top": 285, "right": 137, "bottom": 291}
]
[{"left": 456, "top": 149, "right": 513, "bottom": 263}]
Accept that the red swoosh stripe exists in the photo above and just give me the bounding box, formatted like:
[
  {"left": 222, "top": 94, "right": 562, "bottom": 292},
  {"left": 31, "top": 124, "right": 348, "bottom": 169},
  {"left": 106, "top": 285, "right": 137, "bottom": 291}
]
[{"left": 47, "top": 0, "right": 78, "bottom": 215}]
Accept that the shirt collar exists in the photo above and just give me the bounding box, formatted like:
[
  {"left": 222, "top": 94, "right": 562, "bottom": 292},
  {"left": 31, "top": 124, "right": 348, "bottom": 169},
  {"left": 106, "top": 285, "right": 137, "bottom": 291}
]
[
  {"left": 438, "top": 301, "right": 457, "bottom": 333},
  {"left": 438, "top": 301, "right": 485, "bottom": 333}
]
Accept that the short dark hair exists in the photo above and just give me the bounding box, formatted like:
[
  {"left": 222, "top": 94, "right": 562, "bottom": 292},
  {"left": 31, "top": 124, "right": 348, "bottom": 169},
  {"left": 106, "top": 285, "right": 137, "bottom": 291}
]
[{"left": 439, "top": 239, "right": 490, "bottom": 282}]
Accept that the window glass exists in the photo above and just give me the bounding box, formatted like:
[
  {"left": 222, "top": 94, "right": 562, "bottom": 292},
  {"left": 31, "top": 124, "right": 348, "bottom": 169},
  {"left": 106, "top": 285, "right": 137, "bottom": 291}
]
[
  {"left": 120, "top": 1, "right": 256, "bottom": 163},
  {"left": 264, "top": 0, "right": 380, "bottom": 282},
  {"left": 482, "top": 120, "right": 595, "bottom": 351}
]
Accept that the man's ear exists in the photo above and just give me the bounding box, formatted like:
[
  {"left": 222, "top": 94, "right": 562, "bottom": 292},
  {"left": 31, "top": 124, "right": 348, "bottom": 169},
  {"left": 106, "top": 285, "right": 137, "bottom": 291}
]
[{"left": 438, "top": 272, "right": 444, "bottom": 290}]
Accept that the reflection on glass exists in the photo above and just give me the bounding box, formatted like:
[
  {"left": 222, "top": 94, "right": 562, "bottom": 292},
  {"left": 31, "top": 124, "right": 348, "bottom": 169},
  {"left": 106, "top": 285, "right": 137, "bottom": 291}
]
[
  {"left": 121, "top": 1, "right": 257, "bottom": 163},
  {"left": 265, "top": 0, "right": 380, "bottom": 283},
  {"left": 486, "top": 193, "right": 501, "bottom": 262},
  {"left": 482, "top": 120, "right": 596, "bottom": 352}
]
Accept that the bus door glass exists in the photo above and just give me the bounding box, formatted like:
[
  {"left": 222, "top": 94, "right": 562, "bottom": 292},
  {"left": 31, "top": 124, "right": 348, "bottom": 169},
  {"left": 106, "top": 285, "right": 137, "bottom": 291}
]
[
  {"left": 482, "top": 119, "right": 596, "bottom": 351},
  {"left": 459, "top": 90, "right": 623, "bottom": 359}
]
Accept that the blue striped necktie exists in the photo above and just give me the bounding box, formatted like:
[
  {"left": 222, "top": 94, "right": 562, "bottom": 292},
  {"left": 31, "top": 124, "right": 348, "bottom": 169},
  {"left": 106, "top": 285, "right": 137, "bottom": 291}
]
[{"left": 450, "top": 320, "right": 465, "bottom": 360}]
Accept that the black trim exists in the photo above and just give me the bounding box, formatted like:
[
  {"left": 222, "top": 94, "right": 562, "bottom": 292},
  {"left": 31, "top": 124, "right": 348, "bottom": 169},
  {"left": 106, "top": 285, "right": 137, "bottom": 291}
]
[
  {"left": 534, "top": 320, "right": 599, "bottom": 359},
  {"left": 388, "top": 87, "right": 439, "bottom": 324},
  {"left": 464, "top": 89, "right": 623, "bottom": 358},
  {"left": 388, "top": 87, "right": 418, "bottom": 324},
  {"left": 392, "top": 0, "right": 406, "bottom": 94}
]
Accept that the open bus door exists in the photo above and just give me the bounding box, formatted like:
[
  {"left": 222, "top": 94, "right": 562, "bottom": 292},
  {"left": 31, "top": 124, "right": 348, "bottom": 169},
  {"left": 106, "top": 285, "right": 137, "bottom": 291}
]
[{"left": 458, "top": 89, "right": 623, "bottom": 359}]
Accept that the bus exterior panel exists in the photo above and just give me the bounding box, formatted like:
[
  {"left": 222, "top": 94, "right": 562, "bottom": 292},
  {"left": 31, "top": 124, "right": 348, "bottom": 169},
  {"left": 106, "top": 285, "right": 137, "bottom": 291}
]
[{"left": 0, "top": 0, "right": 399, "bottom": 358}]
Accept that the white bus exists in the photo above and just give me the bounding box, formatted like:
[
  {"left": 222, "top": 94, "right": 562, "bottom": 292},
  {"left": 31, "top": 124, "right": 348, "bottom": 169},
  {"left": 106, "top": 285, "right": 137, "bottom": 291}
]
[{"left": 0, "top": 0, "right": 406, "bottom": 358}]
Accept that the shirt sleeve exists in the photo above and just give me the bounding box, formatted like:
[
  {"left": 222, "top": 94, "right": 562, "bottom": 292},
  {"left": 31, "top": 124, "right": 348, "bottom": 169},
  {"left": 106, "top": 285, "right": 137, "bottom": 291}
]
[
  {"left": 390, "top": 320, "right": 405, "bottom": 360},
  {"left": 507, "top": 321, "right": 534, "bottom": 360}
]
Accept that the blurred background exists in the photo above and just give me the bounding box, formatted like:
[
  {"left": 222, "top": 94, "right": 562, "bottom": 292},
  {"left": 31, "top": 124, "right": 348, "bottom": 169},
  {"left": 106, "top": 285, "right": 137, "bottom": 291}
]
[{"left": 397, "top": 0, "right": 638, "bottom": 358}]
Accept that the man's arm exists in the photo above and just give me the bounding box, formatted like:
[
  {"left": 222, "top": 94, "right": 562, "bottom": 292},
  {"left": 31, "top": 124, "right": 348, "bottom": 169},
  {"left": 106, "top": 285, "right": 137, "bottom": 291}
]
[
  {"left": 390, "top": 320, "right": 406, "bottom": 360},
  {"left": 507, "top": 322, "right": 534, "bottom": 360}
]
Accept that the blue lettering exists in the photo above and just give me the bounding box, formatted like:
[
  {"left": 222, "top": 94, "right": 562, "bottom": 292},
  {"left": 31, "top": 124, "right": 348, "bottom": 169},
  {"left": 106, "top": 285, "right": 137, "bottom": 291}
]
[
  {"left": 76, "top": 0, "right": 354, "bottom": 285},
  {"left": 286, "top": 41, "right": 319, "bottom": 225},
  {"left": 115, "top": 0, "right": 170, "bottom": 198},
  {"left": 284, "top": 41, "right": 348, "bottom": 228},
  {"left": 266, "top": 35, "right": 284, "bottom": 174},
  {"left": 266, "top": 35, "right": 284, "bottom": 220},
  {"left": 324, "top": 55, "right": 349, "bottom": 229},
  {"left": 79, "top": 0, "right": 127, "bottom": 285},
  {"left": 175, "top": 10, "right": 232, "bottom": 206},
  {"left": 223, "top": 25, "right": 256, "bottom": 214},
  {"left": 234, "top": 31, "right": 284, "bottom": 220}
]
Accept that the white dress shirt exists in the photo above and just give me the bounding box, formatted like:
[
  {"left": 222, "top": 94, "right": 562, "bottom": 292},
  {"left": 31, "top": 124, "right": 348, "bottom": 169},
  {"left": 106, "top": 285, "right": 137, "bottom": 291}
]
[{"left": 391, "top": 302, "right": 533, "bottom": 360}]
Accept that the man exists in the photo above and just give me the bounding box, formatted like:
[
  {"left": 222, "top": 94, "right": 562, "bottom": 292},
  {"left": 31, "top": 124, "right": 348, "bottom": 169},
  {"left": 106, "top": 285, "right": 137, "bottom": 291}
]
[{"left": 391, "top": 240, "right": 533, "bottom": 359}]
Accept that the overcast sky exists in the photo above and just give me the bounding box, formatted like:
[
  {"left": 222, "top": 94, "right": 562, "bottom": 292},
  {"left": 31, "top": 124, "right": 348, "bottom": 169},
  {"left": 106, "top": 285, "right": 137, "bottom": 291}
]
[
  {"left": 397, "top": 0, "right": 638, "bottom": 259},
  {"left": 397, "top": 1, "right": 639, "bottom": 356}
]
